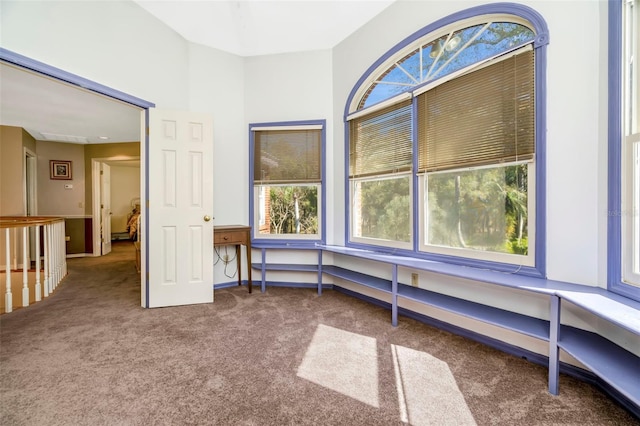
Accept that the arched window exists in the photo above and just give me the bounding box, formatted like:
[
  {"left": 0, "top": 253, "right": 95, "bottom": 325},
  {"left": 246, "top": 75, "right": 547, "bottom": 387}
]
[
  {"left": 345, "top": 4, "right": 548, "bottom": 275},
  {"left": 356, "top": 21, "right": 534, "bottom": 110}
]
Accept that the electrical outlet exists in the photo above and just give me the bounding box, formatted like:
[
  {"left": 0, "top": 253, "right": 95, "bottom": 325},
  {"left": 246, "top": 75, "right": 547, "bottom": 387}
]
[{"left": 411, "top": 273, "right": 419, "bottom": 287}]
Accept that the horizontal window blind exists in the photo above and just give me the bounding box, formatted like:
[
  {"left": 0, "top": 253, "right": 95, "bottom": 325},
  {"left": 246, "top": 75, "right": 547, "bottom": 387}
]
[
  {"left": 418, "top": 49, "right": 535, "bottom": 173},
  {"left": 254, "top": 129, "right": 321, "bottom": 184},
  {"left": 349, "top": 100, "right": 413, "bottom": 178}
]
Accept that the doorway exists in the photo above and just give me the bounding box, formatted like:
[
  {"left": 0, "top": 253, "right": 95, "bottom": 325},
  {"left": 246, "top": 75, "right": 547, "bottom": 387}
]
[
  {"left": 1, "top": 48, "right": 154, "bottom": 307},
  {"left": 91, "top": 157, "right": 141, "bottom": 257}
]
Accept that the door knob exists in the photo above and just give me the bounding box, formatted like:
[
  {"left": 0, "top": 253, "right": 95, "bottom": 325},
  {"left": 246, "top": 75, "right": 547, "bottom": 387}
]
[{"left": 204, "top": 215, "right": 211, "bottom": 222}]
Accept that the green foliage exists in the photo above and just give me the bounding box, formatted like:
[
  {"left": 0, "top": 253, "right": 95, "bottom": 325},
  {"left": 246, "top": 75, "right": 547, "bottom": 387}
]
[
  {"left": 357, "top": 177, "right": 411, "bottom": 242},
  {"left": 269, "top": 186, "right": 318, "bottom": 235},
  {"left": 428, "top": 164, "right": 528, "bottom": 255}
]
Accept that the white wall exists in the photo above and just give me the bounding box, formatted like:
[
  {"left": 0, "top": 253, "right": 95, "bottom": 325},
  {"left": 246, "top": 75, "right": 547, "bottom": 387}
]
[
  {"left": 188, "top": 43, "right": 246, "bottom": 225},
  {"left": 244, "top": 49, "right": 335, "bottom": 241},
  {"left": 187, "top": 43, "right": 247, "bottom": 284},
  {"left": 0, "top": 0, "right": 190, "bottom": 109},
  {"left": 332, "top": 0, "right": 608, "bottom": 288}
]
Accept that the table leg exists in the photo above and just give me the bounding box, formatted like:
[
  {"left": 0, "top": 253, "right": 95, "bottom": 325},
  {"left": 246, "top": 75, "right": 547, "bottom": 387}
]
[
  {"left": 236, "top": 244, "right": 242, "bottom": 287},
  {"left": 247, "top": 243, "right": 252, "bottom": 293}
]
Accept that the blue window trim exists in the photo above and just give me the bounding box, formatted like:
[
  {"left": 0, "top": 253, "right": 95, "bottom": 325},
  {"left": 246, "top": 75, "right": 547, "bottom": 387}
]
[
  {"left": 248, "top": 119, "right": 327, "bottom": 247},
  {"left": 0, "top": 47, "right": 154, "bottom": 307},
  {"left": 343, "top": 3, "right": 549, "bottom": 277},
  {"left": 608, "top": 0, "right": 639, "bottom": 301}
]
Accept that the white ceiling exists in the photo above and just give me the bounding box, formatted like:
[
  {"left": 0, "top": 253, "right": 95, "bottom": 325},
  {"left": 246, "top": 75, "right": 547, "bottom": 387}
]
[
  {"left": 0, "top": 62, "right": 142, "bottom": 144},
  {"left": 133, "top": 0, "right": 395, "bottom": 57},
  {"left": 0, "top": 0, "right": 394, "bottom": 144}
]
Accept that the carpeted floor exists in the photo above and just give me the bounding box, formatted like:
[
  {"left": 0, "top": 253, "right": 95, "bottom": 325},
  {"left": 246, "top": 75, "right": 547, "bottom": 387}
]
[{"left": 1, "top": 241, "right": 638, "bottom": 425}]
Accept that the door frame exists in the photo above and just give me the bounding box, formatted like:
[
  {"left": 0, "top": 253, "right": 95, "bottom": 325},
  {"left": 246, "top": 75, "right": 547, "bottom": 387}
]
[
  {"left": 23, "top": 147, "right": 38, "bottom": 261},
  {"left": 91, "top": 157, "right": 140, "bottom": 257},
  {"left": 1, "top": 47, "right": 155, "bottom": 307},
  {"left": 23, "top": 147, "right": 37, "bottom": 216}
]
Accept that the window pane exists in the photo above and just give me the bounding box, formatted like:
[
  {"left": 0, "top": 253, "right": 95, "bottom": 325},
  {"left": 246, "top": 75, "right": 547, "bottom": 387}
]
[
  {"left": 418, "top": 50, "right": 535, "bottom": 173},
  {"left": 359, "top": 22, "right": 535, "bottom": 110},
  {"left": 257, "top": 185, "right": 318, "bottom": 235},
  {"left": 426, "top": 164, "right": 528, "bottom": 255},
  {"left": 430, "top": 23, "right": 534, "bottom": 81},
  {"left": 254, "top": 130, "right": 321, "bottom": 184},
  {"left": 634, "top": 141, "right": 639, "bottom": 277},
  {"left": 621, "top": 0, "right": 640, "bottom": 287},
  {"left": 350, "top": 100, "right": 412, "bottom": 178},
  {"left": 628, "top": 140, "right": 640, "bottom": 282},
  {"left": 352, "top": 176, "right": 411, "bottom": 242}
]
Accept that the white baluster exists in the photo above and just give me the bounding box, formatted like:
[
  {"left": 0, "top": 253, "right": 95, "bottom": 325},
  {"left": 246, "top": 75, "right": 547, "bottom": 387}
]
[
  {"left": 35, "top": 224, "right": 41, "bottom": 302},
  {"left": 62, "top": 221, "right": 67, "bottom": 277},
  {"left": 22, "top": 226, "right": 29, "bottom": 307},
  {"left": 52, "top": 223, "right": 58, "bottom": 290},
  {"left": 56, "top": 221, "right": 62, "bottom": 286},
  {"left": 5, "top": 228, "right": 12, "bottom": 313},
  {"left": 43, "top": 224, "right": 50, "bottom": 297},
  {"left": 12, "top": 227, "right": 17, "bottom": 270},
  {"left": 60, "top": 220, "right": 67, "bottom": 278}
]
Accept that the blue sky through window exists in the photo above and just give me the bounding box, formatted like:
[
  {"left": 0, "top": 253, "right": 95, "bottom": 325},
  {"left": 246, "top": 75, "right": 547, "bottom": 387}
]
[{"left": 360, "top": 22, "right": 535, "bottom": 109}]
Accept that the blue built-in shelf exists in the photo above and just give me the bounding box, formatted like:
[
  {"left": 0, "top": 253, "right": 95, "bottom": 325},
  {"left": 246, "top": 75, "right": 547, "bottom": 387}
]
[
  {"left": 398, "top": 284, "right": 551, "bottom": 341},
  {"left": 251, "top": 244, "right": 323, "bottom": 294},
  {"left": 322, "top": 265, "right": 549, "bottom": 340},
  {"left": 559, "top": 325, "right": 640, "bottom": 408},
  {"left": 251, "top": 243, "right": 640, "bottom": 417},
  {"left": 251, "top": 263, "right": 319, "bottom": 272},
  {"left": 323, "top": 265, "right": 392, "bottom": 293}
]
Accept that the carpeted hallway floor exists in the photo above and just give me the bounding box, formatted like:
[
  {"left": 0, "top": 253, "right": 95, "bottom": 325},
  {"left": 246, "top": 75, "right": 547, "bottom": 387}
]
[{"left": 1, "top": 241, "right": 637, "bottom": 425}]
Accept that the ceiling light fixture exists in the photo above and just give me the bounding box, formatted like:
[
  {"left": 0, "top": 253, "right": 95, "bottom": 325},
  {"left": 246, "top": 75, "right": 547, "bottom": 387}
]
[
  {"left": 445, "top": 35, "right": 462, "bottom": 51},
  {"left": 429, "top": 35, "right": 462, "bottom": 59},
  {"left": 429, "top": 41, "right": 443, "bottom": 58}
]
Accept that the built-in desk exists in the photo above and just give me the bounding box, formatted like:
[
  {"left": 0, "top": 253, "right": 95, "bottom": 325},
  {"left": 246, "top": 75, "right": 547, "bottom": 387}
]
[{"left": 214, "top": 225, "right": 252, "bottom": 293}]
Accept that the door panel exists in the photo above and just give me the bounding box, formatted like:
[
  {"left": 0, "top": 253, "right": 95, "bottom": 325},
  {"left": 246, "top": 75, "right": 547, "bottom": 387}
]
[{"left": 146, "top": 109, "right": 214, "bottom": 307}]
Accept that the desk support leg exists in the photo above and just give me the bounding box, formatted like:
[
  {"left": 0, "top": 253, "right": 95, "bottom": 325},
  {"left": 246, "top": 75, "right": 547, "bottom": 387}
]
[
  {"left": 317, "top": 250, "right": 322, "bottom": 296},
  {"left": 261, "top": 248, "right": 266, "bottom": 293},
  {"left": 391, "top": 264, "right": 398, "bottom": 327},
  {"left": 247, "top": 243, "right": 252, "bottom": 293},
  {"left": 548, "top": 295, "right": 560, "bottom": 395},
  {"left": 236, "top": 244, "right": 242, "bottom": 287}
]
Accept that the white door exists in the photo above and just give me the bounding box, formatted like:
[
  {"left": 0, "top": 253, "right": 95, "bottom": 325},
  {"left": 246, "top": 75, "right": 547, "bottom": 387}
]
[
  {"left": 145, "top": 109, "right": 214, "bottom": 308},
  {"left": 101, "top": 163, "right": 112, "bottom": 255}
]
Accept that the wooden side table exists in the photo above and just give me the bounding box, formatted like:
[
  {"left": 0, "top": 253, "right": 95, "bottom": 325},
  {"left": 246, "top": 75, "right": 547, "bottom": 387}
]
[{"left": 214, "top": 225, "right": 252, "bottom": 293}]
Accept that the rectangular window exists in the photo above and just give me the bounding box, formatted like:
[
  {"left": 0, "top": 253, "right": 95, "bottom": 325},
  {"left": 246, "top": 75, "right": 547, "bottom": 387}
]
[
  {"left": 417, "top": 49, "right": 535, "bottom": 265},
  {"left": 423, "top": 163, "right": 534, "bottom": 265},
  {"left": 251, "top": 124, "right": 324, "bottom": 241},
  {"left": 349, "top": 100, "right": 413, "bottom": 248},
  {"left": 622, "top": 0, "right": 640, "bottom": 287},
  {"left": 352, "top": 175, "right": 411, "bottom": 243}
]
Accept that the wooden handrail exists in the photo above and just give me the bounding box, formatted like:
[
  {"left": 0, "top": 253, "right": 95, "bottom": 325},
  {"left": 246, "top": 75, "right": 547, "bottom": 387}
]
[
  {"left": 1, "top": 216, "right": 67, "bottom": 313},
  {"left": 0, "top": 216, "right": 65, "bottom": 228}
]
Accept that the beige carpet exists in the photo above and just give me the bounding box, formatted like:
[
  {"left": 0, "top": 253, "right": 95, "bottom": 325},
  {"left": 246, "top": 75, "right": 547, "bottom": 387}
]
[{"left": 0, "top": 241, "right": 637, "bottom": 425}]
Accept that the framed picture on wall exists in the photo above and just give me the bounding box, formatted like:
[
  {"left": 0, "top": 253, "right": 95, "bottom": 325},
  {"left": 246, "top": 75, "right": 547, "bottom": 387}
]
[{"left": 50, "top": 160, "right": 72, "bottom": 180}]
